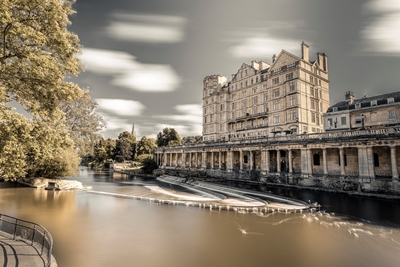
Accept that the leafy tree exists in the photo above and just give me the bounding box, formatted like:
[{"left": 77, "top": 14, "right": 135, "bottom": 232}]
[
  {"left": 137, "top": 154, "right": 158, "bottom": 174},
  {"left": 60, "top": 89, "right": 105, "bottom": 156},
  {"left": 104, "top": 138, "right": 116, "bottom": 161},
  {"left": 0, "top": 0, "right": 93, "bottom": 181},
  {"left": 114, "top": 131, "right": 136, "bottom": 162},
  {"left": 1, "top": 0, "right": 82, "bottom": 119},
  {"left": 156, "top": 128, "right": 182, "bottom": 147},
  {"left": 93, "top": 139, "right": 107, "bottom": 164},
  {"left": 137, "top": 136, "right": 157, "bottom": 156}
]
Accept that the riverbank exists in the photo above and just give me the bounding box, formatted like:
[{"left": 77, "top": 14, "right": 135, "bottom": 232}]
[{"left": 16, "top": 177, "right": 87, "bottom": 190}]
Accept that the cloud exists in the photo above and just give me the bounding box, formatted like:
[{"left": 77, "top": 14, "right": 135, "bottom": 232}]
[
  {"left": 95, "top": 98, "right": 145, "bottom": 117},
  {"left": 225, "top": 23, "right": 306, "bottom": 58},
  {"left": 228, "top": 36, "right": 300, "bottom": 58},
  {"left": 360, "top": 0, "right": 400, "bottom": 55},
  {"left": 152, "top": 104, "right": 202, "bottom": 136},
  {"left": 80, "top": 48, "right": 181, "bottom": 92},
  {"left": 107, "top": 13, "right": 186, "bottom": 43}
]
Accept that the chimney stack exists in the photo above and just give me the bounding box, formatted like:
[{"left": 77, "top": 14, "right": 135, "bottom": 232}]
[
  {"left": 301, "top": 41, "right": 309, "bottom": 62},
  {"left": 272, "top": 54, "right": 277, "bottom": 63},
  {"left": 345, "top": 91, "right": 355, "bottom": 104}
]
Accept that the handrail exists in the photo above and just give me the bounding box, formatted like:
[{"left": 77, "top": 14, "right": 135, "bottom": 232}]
[{"left": 0, "top": 213, "right": 53, "bottom": 267}]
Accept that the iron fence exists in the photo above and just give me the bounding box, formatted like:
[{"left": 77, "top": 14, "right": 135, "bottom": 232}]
[{"left": 0, "top": 214, "right": 53, "bottom": 267}]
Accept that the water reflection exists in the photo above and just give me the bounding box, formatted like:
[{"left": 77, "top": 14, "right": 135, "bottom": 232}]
[{"left": 0, "top": 168, "right": 399, "bottom": 267}]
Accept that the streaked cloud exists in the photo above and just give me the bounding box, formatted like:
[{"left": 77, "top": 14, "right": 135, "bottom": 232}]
[
  {"left": 95, "top": 98, "right": 145, "bottom": 117},
  {"left": 360, "top": 0, "right": 400, "bottom": 55},
  {"left": 107, "top": 13, "right": 186, "bottom": 43},
  {"left": 225, "top": 22, "right": 307, "bottom": 58},
  {"left": 152, "top": 104, "right": 202, "bottom": 137},
  {"left": 80, "top": 48, "right": 181, "bottom": 92},
  {"left": 228, "top": 36, "right": 300, "bottom": 58}
]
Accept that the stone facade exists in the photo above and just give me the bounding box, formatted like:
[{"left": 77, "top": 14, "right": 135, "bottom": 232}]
[
  {"left": 203, "top": 42, "right": 329, "bottom": 142},
  {"left": 154, "top": 127, "right": 400, "bottom": 195}
]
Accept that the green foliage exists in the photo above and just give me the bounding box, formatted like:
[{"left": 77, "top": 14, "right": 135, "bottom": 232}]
[
  {"left": 0, "top": 0, "right": 100, "bottom": 180},
  {"left": 114, "top": 131, "right": 137, "bottom": 162},
  {"left": 137, "top": 154, "right": 158, "bottom": 174},
  {"left": 137, "top": 136, "right": 157, "bottom": 156},
  {"left": 60, "top": 89, "right": 105, "bottom": 156},
  {"left": 156, "top": 128, "right": 182, "bottom": 147}
]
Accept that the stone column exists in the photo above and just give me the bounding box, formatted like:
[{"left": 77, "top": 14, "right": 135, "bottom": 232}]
[
  {"left": 390, "top": 146, "right": 399, "bottom": 181},
  {"left": 277, "top": 150, "right": 281, "bottom": 173},
  {"left": 265, "top": 150, "right": 270, "bottom": 173},
  {"left": 249, "top": 151, "right": 253, "bottom": 170},
  {"left": 219, "top": 151, "right": 222, "bottom": 169},
  {"left": 211, "top": 152, "right": 214, "bottom": 169},
  {"left": 307, "top": 149, "right": 312, "bottom": 175},
  {"left": 261, "top": 149, "right": 266, "bottom": 172},
  {"left": 339, "top": 147, "right": 345, "bottom": 175},
  {"left": 300, "top": 148, "right": 308, "bottom": 175},
  {"left": 201, "top": 152, "right": 206, "bottom": 168},
  {"left": 227, "top": 150, "right": 233, "bottom": 172},
  {"left": 193, "top": 153, "right": 197, "bottom": 168},
  {"left": 288, "top": 149, "right": 293, "bottom": 174},
  {"left": 358, "top": 146, "right": 368, "bottom": 178},
  {"left": 169, "top": 153, "right": 172, "bottom": 167},
  {"left": 182, "top": 152, "right": 186, "bottom": 168},
  {"left": 367, "top": 147, "right": 375, "bottom": 179},
  {"left": 322, "top": 148, "right": 328, "bottom": 175},
  {"left": 239, "top": 149, "right": 243, "bottom": 170}
]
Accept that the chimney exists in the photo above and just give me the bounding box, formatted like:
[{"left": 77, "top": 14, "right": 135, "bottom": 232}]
[
  {"left": 272, "top": 54, "right": 277, "bottom": 63},
  {"left": 301, "top": 41, "right": 309, "bottom": 62},
  {"left": 345, "top": 91, "right": 355, "bottom": 104},
  {"left": 322, "top": 53, "right": 328, "bottom": 72},
  {"left": 317, "top": 53, "right": 324, "bottom": 69}
]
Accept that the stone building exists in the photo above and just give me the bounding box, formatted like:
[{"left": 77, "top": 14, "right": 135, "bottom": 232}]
[
  {"left": 324, "top": 91, "right": 400, "bottom": 131},
  {"left": 203, "top": 42, "right": 330, "bottom": 142}
]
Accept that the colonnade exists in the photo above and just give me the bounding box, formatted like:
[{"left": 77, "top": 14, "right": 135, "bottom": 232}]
[{"left": 154, "top": 144, "right": 399, "bottom": 182}]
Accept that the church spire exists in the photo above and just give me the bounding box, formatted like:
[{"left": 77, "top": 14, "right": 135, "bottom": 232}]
[{"left": 131, "top": 122, "right": 136, "bottom": 137}]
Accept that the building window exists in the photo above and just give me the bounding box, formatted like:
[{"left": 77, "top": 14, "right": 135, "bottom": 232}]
[
  {"left": 252, "top": 87, "right": 257, "bottom": 93},
  {"left": 220, "top": 104, "right": 224, "bottom": 111},
  {"left": 220, "top": 124, "right": 224, "bottom": 131},
  {"left": 244, "top": 155, "right": 248, "bottom": 164},
  {"left": 252, "top": 96, "right": 258, "bottom": 105},
  {"left": 316, "top": 115, "right": 320, "bottom": 125},
  {"left": 272, "top": 77, "right": 279, "bottom": 85},
  {"left": 251, "top": 78, "right": 253, "bottom": 85},
  {"left": 289, "top": 110, "right": 297, "bottom": 121},
  {"left": 274, "top": 101, "right": 280, "bottom": 110},
  {"left": 388, "top": 98, "right": 394, "bottom": 104},
  {"left": 338, "top": 153, "right": 347, "bottom": 166},
  {"left": 273, "top": 88, "right": 280, "bottom": 97},
  {"left": 290, "top": 96, "right": 296, "bottom": 107},
  {"left": 310, "top": 76, "right": 314, "bottom": 84},
  {"left": 263, "top": 118, "right": 268, "bottom": 125},
  {"left": 327, "top": 118, "right": 332, "bottom": 126},
  {"left": 389, "top": 110, "right": 396, "bottom": 120},
  {"left": 204, "top": 117, "right": 207, "bottom": 123},
  {"left": 341, "top": 117, "right": 347, "bottom": 125},
  {"left": 263, "top": 83, "right": 268, "bottom": 90},
  {"left": 311, "top": 112, "right": 316, "bottom": 123},
  {"left": 273, "top": 114, "right": 281, "bottom": 123},
  {"left": 371, "top": 100, "right": 377, "bottom": 106},
  {"left": 311, "top": 100, "right": 315, "bottom": 109},
  {"left": 289, "top": 82, "right": 295, "bottom": 92},
  {"left": 242, "top": 90, "right": 247, "bottom": 96},
  {"left": 286, "top": 73, "right": 293, "bottom": 81},
  {"left": 242, "top": 100, "right": 247, "bottom": 108},
  {"left": 256, "top": 77, "right": 259, "bottom": 83},
  {"left": 287, "top": 63, "right": 295, "bottom": 68},
  {"left": 313, "top": 154, "right": 320, "bottom": 166},
  {"left": 232, "top": 103, "right": 235, "bottom": 110},
  {"left": 264, "top": 105, "right": 268, "bottom": 112},
  {"left": 210, "top": 115, "right": 214, "bottom": 122},
  {"left": 310, "top": 87, "right": 315, "bottom": 97},
  {"left": 332, "top": 107, "right": 338, "bottom": 112},
  {"left": 220, "top": 114, "right": 225, "bottom": 121},
  {"left": 355, "top": 115, "right": 362, "bottom": 124},
  {"left": 264, "top": 93, "right": 268, "bottom": 102}
]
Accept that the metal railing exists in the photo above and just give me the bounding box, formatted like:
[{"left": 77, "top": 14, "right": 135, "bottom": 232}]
[{"left": 0, "top": 214, "right": 53, "bottom": 267}]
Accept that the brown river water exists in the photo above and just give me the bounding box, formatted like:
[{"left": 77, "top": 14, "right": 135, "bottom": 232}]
[{"left": 1, "top": 167, "right": 399, "bottom": 267}]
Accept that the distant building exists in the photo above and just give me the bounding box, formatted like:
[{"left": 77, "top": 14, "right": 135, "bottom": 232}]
[
  {"left": 324, "top": 91, "right": 400, "bottom": 131},
  {"left": 202, "top": 42, "right": 330, "bottom": 142}
]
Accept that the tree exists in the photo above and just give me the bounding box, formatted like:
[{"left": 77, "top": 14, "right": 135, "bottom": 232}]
[
  {"left": 136, "top": 154, "right": 158, "bottom": 174},
  {"left": 156, "top": 128, "right": 182, "bottom": 147},
  {"left": 114, "top": 131, "right": 136, "bottom": 162},
  {"left": 60, "top": 89, "right": 105, "bottom": 156},
  {"left": 0, "top": 0, "right": 89, "bottom": 181},
  {"left": 1, "top": 0, "right": 82, "bottom": 119},
  {"left": 137, "top": 136, "right": 157, "bottom": 156}
]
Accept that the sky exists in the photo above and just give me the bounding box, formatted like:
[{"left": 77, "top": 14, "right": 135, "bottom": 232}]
[{"left": 69, "top": 0, "right": 400, "bottom": 139}]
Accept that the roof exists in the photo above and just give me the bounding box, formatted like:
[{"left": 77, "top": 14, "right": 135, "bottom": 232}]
[{"left": 327, "top": 91, "right": 400, "bottom": 112}]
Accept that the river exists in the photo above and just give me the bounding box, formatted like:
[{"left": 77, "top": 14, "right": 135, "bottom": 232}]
[{"left": 0, "top": 167, "right": 399, "bottom": 267}]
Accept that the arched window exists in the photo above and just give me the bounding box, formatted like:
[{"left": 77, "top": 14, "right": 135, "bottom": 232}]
[{"left": 313, "top": 154, "right": 320, "bottom": 166}]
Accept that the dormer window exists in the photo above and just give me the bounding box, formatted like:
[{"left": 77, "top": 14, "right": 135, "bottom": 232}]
[
  {"left": 387, "top": 97, "right": 394, "bottom": 104},
  {"left": 355, "top": 103, "right": 361, "bottom": 108},
  {"left": 371, "top": 100, "right": 377, "bottom": 106},
  {"left": 332, "top": 107, "right": 338, "bottom": 112}
]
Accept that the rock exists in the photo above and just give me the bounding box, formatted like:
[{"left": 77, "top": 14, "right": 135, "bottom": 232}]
[{"left": 17, "top": 178, "right": 84, "bottom": 190}]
